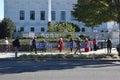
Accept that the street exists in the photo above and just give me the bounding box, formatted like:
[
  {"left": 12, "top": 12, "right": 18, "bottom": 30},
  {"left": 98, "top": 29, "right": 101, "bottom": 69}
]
[{"left": 0, "top": 60, "right": 120, "bottom": 80}]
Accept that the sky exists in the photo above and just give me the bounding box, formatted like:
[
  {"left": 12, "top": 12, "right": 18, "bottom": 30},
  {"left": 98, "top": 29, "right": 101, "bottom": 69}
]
[{"left": 0, "top": 0, "right": 4, "bottom": 20}]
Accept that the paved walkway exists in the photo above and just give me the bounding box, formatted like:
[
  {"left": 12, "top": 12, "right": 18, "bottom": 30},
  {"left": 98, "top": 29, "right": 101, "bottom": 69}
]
[{"left": 0, "top": 48, "right": 118, "bottom": 59}]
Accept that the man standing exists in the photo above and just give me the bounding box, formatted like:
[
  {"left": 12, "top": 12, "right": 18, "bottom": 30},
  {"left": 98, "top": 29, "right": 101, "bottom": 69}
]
[
  {"left": 12, "top": 37, "right": 20, "bottom": 58},
  {"left": 74, "top": 37, "right": 81, "bottom": 54},
  {"left": 107, "top": 38, "right": 112, "bottom": 54},
  {"left": 32, "top": 37, "right": 37, "bottom": 54},
  {"left": 69, "top": 38, "right": 73, "bottom": 52}
]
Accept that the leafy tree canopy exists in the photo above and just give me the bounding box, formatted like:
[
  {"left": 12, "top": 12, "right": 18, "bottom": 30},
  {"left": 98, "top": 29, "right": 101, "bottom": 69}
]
[
  {"left": 0, "top": 18, "right": 16, "bottom": 39},
  {"left": 72, "top": 0, "right": 120, "bottom": 27},
  {"left": 48, "top": 22, "right": 80, "bottom": 32}
]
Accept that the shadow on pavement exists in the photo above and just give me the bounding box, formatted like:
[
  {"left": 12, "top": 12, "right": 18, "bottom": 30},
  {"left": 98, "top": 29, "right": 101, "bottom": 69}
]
[{"left": 0, "top": 60, "right": 120, "bottom": 74}]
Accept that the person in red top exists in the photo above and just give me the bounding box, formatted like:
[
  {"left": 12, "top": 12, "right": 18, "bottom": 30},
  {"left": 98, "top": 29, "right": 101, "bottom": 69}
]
[
  {"left": 85, "top": 38, "right": 89, "bottom": 52},
  {"left": 58, "top": 38, "right": 64, "bottom": 52},
  {"left": 93, "top": 38, "right": 97, "bottom": 51}
]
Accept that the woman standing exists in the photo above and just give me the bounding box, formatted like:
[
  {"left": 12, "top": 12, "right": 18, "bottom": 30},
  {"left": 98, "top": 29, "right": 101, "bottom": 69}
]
[
  {"left": 93, "top": 38, "right": 97, "bottom": 51},
  {"left": 4, "top": 37, "right": 9, "bottom": 52},
  {"left": 85, "top": 38, "right": 89, "bottom": 52},
  {"left": 58, "top": 38, "right": 64, "bottom": 52}
]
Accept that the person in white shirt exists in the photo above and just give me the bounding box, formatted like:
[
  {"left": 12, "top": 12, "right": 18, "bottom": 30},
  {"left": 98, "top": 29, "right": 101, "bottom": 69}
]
[{"left": 4, "top": 37, "right": 9, "bottom": 52}]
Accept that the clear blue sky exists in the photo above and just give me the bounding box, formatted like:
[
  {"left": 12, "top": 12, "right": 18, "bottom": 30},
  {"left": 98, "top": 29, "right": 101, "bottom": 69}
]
[{"left": 0, "top": 0, "right": 4, "bottom": 20}]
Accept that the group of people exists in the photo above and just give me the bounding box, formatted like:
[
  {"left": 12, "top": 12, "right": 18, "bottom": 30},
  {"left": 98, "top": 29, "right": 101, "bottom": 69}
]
[
  {"left": 57, "top": 37, "right": 112, "bottom": 54},
  {"left": 58, "top": 37, "right": 88, "bottom": 54},
  {"left": 2, "top": 37, "right": 112, "bottom": 56},
  {"left": 58, "top": 37, "right": 81, "bottom": 53}
]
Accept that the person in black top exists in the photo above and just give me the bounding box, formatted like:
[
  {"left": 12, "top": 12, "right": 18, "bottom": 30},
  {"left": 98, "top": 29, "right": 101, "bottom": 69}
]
[
  {"left": 69, "top": 38, "right": 73, "bottom": 52},
  {"left": 12, "top": 37, "right": 20, "bottom": 58},
  {"left": 107, "top": 38, "right": 112, "bottom": 54},
  {"left": 32, "top": 37, "right": 37, "bottom": 54},
  {"left": 74, "top": 37, "right": 81, "bottom": 54}
]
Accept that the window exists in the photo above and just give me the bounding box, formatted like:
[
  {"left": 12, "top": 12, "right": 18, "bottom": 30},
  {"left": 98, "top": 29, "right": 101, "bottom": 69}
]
[
  {"left": 51, "top": 11, "right": 56, "bottom": 21},
  {"left": 30, "top": 11, "right": 35, "bottom": 20},
  {"left": 82, "top": 28, "right": 85, "bottom": 32},
  {"left": 20, "top": 10, "right": 25, "bottom": 20},
  {"left": 41, "top": 27, "right": 45, "bottom": 32},
  {"left": 40, "top": 11, "right": 45, "bottom": 20},
  {"left": 20, "top": 27, "right": 24, "bottom": 32},
  {"left": 61, "top": 11, "right": 66, "bottom": 21},
  {"left": 30, "top": 27, "right": 34, "bottom": 32},
  {"left": 71, "top": 11, "right": 75, "bottom": 21}
]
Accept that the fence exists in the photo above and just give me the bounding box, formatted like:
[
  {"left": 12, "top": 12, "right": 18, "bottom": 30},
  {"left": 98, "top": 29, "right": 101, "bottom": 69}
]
[
  {"left": 15, "top": 32, "right": 109, "bottom": 39},
  {"left": 14, "top": 31, "right": 119, "bottom": 47}
]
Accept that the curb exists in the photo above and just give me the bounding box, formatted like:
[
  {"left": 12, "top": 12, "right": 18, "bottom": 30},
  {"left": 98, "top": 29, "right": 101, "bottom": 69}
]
[{"left": 0, "top": 57, "right": 120, "bottom": 62}]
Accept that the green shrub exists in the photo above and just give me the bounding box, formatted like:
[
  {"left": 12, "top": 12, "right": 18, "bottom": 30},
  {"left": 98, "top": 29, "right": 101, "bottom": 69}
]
[{"left": 19, "top": 53, "right": 116, "bottom": 59}]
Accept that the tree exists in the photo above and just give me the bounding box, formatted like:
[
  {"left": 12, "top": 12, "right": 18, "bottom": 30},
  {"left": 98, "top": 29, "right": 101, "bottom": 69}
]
[
  {"left": 48, "top": 22, "right": 80, "bottom": 32},
  {"left": 0, "top": 18, "right": 16, "bottom": 39},
  {"left": 72, "top": 0, "right": 120, "bottom": 27}
]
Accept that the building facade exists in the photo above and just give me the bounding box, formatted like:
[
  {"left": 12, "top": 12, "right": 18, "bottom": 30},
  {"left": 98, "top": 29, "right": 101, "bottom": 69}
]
[{"left": 4, "top": 0, "right": 109, "bottom": 33}]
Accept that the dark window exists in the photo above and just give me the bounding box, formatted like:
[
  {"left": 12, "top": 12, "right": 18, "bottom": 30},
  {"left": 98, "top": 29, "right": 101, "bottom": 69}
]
[
  {"left": 30, "top": 11, "right": 35, "bottom": 20},
  {"left": 82, "top": 28, "right": 85, "bottom": 32},
  {"left": 40, "top": 11, "right": 45, "bottom": 20},
  {"left": 20, "top": 10, "right": 25, "bottom": 20},
  {"left": 51, "top": 11, "right": 56, "bottom": 21},
  {"left": 30, "top": 27, "right": 34, "bottom": 32},
  {"left": 41, "top": 27, "right": 45, "bottom": 32},
  {"left": 20, "top": 27, "right": 24, "bottom": 32},
  {"left": 61, "top": 11, "right": 66, "bottom": 21}
]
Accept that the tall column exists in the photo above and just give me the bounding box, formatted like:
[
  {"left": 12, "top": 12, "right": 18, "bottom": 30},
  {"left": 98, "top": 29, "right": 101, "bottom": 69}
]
[
  {"left": 48, "top": 0, "right": 51, "bottom": 23},
  {"left": 118, "top": 23, "right": 120, "bottom": 44}
]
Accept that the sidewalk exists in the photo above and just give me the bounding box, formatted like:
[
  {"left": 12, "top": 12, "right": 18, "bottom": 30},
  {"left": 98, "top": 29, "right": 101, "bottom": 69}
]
[{"left": 0, "top": 48, "right": 118, "bottom": 59}]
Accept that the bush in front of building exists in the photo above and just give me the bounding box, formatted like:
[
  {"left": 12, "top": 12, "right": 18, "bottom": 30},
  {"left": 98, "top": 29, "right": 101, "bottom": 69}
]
[{"left": 48, "top": 22, "right": 80, "bottom": 32}]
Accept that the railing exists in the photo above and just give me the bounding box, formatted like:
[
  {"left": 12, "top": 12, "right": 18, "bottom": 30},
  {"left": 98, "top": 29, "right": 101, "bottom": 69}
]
[{"left": 15, "top": 32, "right": 110, "bottom": 40}]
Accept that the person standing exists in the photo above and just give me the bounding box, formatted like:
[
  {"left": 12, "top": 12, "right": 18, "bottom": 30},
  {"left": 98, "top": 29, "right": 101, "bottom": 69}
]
[
  {"left": 32, "top": 37, "right": 37, "bottom": 54},
  {"left": 69, "top": 38, "right": 73, "bottom": 52},
  {"left": 93, "top": 38, "right": 97, "bottom": 51},
  {"left": 85, "top": 38, "right": 89, "bottom": 52},
  {"left": 107, "top": 38, "right": 112, "bottom": 54},
  {"left": 58, "top": 38, "right": 64, "bottom": 52},
  {"left": 4, "top": 37, "right": 9, "bottom": 52},
  {"left": 74, "top": 37, "right": 81, "bottom": 54},
  {"left": 12, "top": 37, "right": 20, "bottom": 58}
]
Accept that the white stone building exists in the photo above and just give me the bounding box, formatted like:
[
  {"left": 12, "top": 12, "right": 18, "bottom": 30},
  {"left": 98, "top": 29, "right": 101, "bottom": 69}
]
[{"left": 4, "top": 0, "right": 109, "bottom": 33}]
